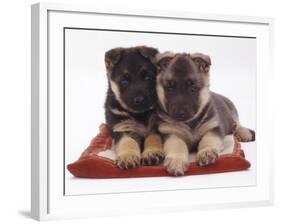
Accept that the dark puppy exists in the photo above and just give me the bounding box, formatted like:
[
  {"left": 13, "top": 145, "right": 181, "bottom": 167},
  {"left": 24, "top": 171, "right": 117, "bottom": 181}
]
[
  {"left": 104, "top": 46, "right": 164, "bottom": 169},
  {"left": 156, "top": 52, "right": 255, "bottom": 176}
]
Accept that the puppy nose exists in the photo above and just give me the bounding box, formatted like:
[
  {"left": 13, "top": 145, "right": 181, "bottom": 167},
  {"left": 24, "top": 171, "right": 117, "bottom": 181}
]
[{"left": 134, "top": 96, "right": 144, "bottom": 105}]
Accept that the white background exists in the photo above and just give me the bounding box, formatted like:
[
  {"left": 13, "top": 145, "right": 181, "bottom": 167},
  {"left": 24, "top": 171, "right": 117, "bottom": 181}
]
[
  {"left": 0, "top": 0, "right": 280, "bottom": 223},
  {"left": 65, "top": 29, "right": 256, "bottom": 195}
]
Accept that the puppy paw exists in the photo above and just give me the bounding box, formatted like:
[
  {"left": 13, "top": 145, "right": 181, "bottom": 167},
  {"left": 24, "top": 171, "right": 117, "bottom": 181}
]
[
  {"left": 116, "top": 151, "right": 141, "bottom": 169},
  {"left": 196, "top": 148, "right": 218, "bottom": 166},
  {"left": 235, "top": 127, "right": 255, "bottom": 142},
  {"left": 164, "top": 154, "right": 189, "bottom": 176},
  {"left": 141, "top": 148, "right": 165, "bottom": 166}
]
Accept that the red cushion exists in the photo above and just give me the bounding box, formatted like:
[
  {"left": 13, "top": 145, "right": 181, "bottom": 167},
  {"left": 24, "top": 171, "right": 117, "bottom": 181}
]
[{"left": 67, "top": 124, "right": 251, "bottom": 178}]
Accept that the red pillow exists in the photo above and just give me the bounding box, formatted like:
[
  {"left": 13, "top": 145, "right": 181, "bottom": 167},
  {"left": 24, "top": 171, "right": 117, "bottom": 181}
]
[{"left": 67, "top": 124, "right": 250, "bottom": 178}]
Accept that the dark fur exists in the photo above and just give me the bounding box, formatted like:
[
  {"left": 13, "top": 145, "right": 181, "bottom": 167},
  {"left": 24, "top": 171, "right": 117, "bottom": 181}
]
[{"left": 104, "top": 46, "right": 159, "bottom": 147}]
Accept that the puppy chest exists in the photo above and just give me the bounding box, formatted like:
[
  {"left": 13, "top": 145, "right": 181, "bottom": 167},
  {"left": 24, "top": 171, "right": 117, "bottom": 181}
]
[{"left": 158, "top": 122, "right": 202, "bottom": 145}]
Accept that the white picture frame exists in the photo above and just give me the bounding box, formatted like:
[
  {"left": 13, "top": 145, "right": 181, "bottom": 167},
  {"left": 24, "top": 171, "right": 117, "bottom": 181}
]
[{"left": 31, "top": 2, "right": 274, "bottom": 221}]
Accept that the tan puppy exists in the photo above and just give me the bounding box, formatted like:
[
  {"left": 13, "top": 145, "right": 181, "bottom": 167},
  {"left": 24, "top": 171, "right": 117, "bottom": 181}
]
[{"left": 155, "top": 52, "right": 255, "bottom": 176}]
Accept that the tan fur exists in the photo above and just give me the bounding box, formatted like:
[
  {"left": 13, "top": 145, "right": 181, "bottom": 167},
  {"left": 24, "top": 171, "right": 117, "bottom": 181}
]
[
  {"left": 156, "top": 75, "right": 167, "bottom": 112},
  {"left": 203, "top": 74, "right": 210, "bottom": 87},
  {"left": 144, "top": 133, "right": 162, "bottom": 149},
  {"left": 110, "top": 108, "right": 129, "bottom": 117},
  {"left": 110, "top": 80, "right": 132, "bottom": 112},
  {"left": 163, "top": 135, "right": 189, "bottom": 176},
  {"left": 196, "top": 131, "right": 222, "bottom": 166},
  {"left": 159, "top": 121, "right": 194, "bottom": 143},
  {"left": 115, "top": 135, "right": 141, "bottom": 169},
  {"left": 142, "top": 134, "right": 164, "bottom": 165},
  {"left": 199, "top": 86, "right": 210, "bottom": 107},
  {"left": 196, "top": 148, "right": 219, "bottom": 166},
  {"left": 155, "top": 51, "right": 176, "bottom": 64},
  {"left": 113, "top": 119, "right": 148, "bottom": 138},
  {"left": 158, "top": 115, "right": 219, "bottom": 146}
]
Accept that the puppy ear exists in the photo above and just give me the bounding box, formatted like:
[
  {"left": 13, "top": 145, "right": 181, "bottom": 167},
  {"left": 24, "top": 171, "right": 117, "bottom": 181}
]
[
  {"left": 191, "top": 53, "right": 211, "bottom": 73},
  {"left": 105, "top": 48, "right": 123, "bottom": 71},
  {"left": 156, "top": 52, "right": 175, "bottom": 71},
  {"left": 138, "top": 46, "right": 159, "bottom": 61},
  {"left": 157, "top": 56, "right": 173, "bottom": 71}
]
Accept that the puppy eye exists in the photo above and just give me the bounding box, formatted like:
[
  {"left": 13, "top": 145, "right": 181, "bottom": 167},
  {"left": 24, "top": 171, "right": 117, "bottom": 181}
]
[
  {"left": 144, "top": 73, "right": 153, "bottom": 81},
  {"left": 120, "top": 78, "right": 129, "bottom": 87},
  {"left": 119, "top": 73, "right": 130, "bottom": 87},
  {"left": 165, "top": 81, "right": 175, "bottom": 92},
  {"left": 141, "top": 70, "right": 154, "bottom": 81},
  {"left": 190, "top": 87, "right": 196, "bottom": 93},
  {"left": 186, "top": 80, "right": 197, "bottom": 92},
  {"left": 190, "top": 85, "right": 198, "bottom": 94},
  {"left": 186, "top": 80, "right": 195, "bottom": 87}
]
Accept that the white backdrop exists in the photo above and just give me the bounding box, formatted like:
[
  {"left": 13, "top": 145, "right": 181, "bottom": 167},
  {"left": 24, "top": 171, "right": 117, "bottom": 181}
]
[
  {"left": 0, "top": 0, "right": 280, "bottom": 224},
  {"left": 65, "top": 28, "right": 256, "bottom": 195}
]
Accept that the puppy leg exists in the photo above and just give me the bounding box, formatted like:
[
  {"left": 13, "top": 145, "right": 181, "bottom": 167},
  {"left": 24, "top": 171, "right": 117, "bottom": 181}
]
[
  {"left": 115, "top": 134, "right": 141, "bottom": 169},
  {"left": 235, "top": 125, "right": 255, "bottom": 142},
  {"left": 163, "top": 135, "right": 189, "bottom": 176},
  {"left": 142, "top": 133, "right": 164, "bottom": 166},
  {"left": 196, "top": 131, "right": 223, "bottom": 166}
]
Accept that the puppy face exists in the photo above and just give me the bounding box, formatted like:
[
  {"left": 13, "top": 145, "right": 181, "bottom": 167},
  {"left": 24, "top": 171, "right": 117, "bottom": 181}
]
[
  {"left": 105, "top": 46, "right": 159, "bottom": 113},
  {"left": 156, "top": 52, "right": 211, "bottom": 121}
]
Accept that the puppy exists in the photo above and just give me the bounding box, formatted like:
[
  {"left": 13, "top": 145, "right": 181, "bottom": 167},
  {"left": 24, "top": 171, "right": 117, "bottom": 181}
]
[
  {"left": 156, "top": 52, "right": 255, "bottom": 176},
  {"left": 104, "top": 46, "right": 164, "bottom": 169}
]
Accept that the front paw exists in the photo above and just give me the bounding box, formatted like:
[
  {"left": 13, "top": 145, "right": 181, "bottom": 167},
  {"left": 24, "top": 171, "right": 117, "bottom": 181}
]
[
  {"left": 141, "top": 148, "right": 165, "bottom": 166},
  {"left": 116, "top": 151, "right": 141, "bottom": 169},
  {"left": 196, "top": 148, "right": 218, "bottom": 166},
  {"left": 164, "top": 154, "right": 189, "bottom": 176}
]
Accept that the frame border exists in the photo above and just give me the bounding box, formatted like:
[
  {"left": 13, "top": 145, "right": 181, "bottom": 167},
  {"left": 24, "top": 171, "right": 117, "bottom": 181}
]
[{"left": 31, "top": 2, "right": 274, "bottom": 220}]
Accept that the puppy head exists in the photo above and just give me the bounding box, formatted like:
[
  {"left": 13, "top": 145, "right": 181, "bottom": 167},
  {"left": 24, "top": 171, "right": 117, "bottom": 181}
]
[
  {"left": 156, "top": 52, "right": 211, "bottom": 121},
  {"left": 105, "top": 46, "right": 159, "bottom": 113}
]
